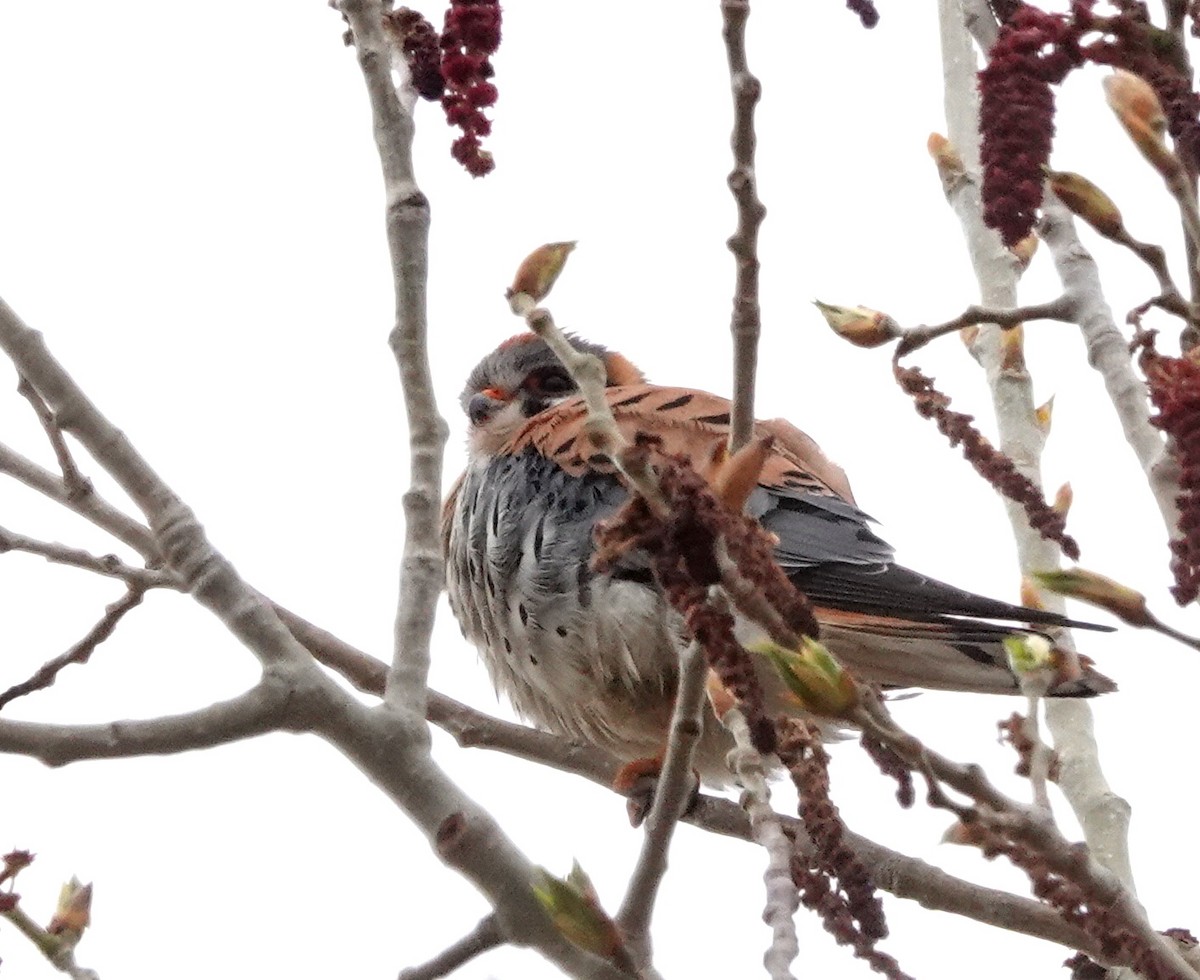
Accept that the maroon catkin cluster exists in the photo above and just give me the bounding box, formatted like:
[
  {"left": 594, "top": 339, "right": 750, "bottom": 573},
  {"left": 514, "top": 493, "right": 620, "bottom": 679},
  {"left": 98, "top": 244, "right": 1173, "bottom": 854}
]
[
  {"left": 1135, "top": 333, "right": 1200, "bottom": 606},
  {"left": 893, "top": 362, "right": 1081, "bottom": 560},
  {"left": 779, "top": 720, "right": 911, "bottom": 980},
  {"left": 383, "top": 8, "right": 445, "bottom": 101},
  {"left": 440, "top": 0, "right": 501, "bottom": 177},
  {"left": 979, "top": 1, "right": 1200, "bottom": 244},
  {"left": 845, "top": 0, "right": 879, "bottom": 28},
  {"left": 978, "top": 4, "right": 1082, "bottom": 246}
]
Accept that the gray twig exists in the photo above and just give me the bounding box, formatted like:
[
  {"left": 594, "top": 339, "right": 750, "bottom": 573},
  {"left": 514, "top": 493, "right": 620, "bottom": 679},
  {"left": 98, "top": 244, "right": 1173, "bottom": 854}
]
[
  {"left": 15, "top": 374, "right": 93, "bottom": 500},
  {"left": 720, "top": 0, "right": 766, "bottom": 454},
  {"left": 0, "top": 587, "right": 146, "bottom": 710},
  {"left": 397, "top": 914, "right": 504, "bottom": 980}
]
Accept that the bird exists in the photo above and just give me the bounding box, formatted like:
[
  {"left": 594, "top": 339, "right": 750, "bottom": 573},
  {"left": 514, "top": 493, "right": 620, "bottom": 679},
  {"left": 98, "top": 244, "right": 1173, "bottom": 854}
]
[{"left": 442, "top": 333, "right": 1114, "bottom": 784}]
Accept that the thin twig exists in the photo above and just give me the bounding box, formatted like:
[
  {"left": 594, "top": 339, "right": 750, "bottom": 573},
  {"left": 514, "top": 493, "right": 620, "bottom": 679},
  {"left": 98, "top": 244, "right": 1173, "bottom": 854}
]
[
  {"left": 510, "top": 295, "right": 669, "bottom": 513},
  {"left": 1019, "top": 692, "right": 1052, "bottom": 812},
  {"left": 720, "top": 0, "right": 766, "bottom": 453},
  {"left": 1, "top": 901, "right": 99, "bottom": 980},
  {"left": 1107, "top": 225, "right": 1194, "bottom": 320},
  {"left": 724, "top": 707, "right": 799, "bottom": 980},
  {"left": 342, "top": 0, "right": 445, "bottom": 714},
  {"left": 0, "top": 525, "right": 177, "bottom": 589},
  {"left": 616, "top": 637, "right": 707, "bottom": 968},
  {"left": 893, "top": 296, "right": 1075, "bottom": 358},
  {"left": 398, "top": 914, "right": 504, "bottom": 980},
  {"left": 15, "top": 374, "right": 93, "bottom": 501},
  {"left": 0, "top": 587, "right": 146, "bottom": 710},
  {"left": 0, "top": 441, "right": 157, "bottom": 560}
]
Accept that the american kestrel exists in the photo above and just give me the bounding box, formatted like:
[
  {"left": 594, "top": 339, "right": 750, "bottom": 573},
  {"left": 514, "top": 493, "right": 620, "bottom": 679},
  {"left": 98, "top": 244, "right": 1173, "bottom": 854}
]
[{"left": 442, "top": 334, "right": 1113, "bottom": 783}]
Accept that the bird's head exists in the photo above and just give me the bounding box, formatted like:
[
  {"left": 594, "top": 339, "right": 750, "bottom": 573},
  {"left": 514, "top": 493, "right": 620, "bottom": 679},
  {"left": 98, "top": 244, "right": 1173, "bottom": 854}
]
[{"left": 459, "top": 333, "right": 644, "bottom": 455}]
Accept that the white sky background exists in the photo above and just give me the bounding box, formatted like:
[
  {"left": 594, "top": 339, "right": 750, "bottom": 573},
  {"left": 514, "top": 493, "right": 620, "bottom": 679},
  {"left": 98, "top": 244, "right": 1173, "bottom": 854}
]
[{"left": 1, "top": 2, "right": 1198, "bottom": 978}]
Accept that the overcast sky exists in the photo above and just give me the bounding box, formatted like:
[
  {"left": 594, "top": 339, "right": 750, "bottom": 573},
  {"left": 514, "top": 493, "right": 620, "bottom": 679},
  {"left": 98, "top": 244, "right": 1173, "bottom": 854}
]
[{"left": 2, "top": 3, "right": 1199, "bottom": 979}]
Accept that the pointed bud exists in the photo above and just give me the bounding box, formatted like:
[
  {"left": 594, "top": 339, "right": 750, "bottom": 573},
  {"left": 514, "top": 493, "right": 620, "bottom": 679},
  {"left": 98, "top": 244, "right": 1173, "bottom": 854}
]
[
  {"left": 1034, "top": 568, "right": 1153, "bottom": 627},
  {"left": 0, "top": 851, "right": 33, "bottom": 887},
  {"left": 532, "top": 863, "right": 625, "bottom": 963},
  {"left": 1104, "top": 69, "right": 1167, "bottom": 134},
  {"left": 1034, "top": 395, "right": 1054, "bottom": 433},
  {"left": 48, "top": 878, "right": 92, "bottom": 942},
  {"left": 1052, "top": 482, "right": 1073, "bottom": 518},
  {"left": 813, "top": 300, "right": 901, "bottom": 349},
  {"left": 1010, "top": 233, "right": 1039, "bottom": 269},
  {"left": 1020, "top": 577, "right": 1047, "bottom": 611},
  {"left": 507, "top": 242, "right": 576, "bottom": 307},
  {"left": 705, "top": 669, "right": 737, "bottom": 719},
  {"left": 1001, "top": 324, "right": 1025, "bottom": 371},
  {"left": 751, "top": 636, "right": 858, "bottom": 717},
  {"left": 1103, "top": 71, "right": 1184, "bottom": 180},
  {"left": 1045, "top": 168, "right": 1126, "bottom": 239},
  {"left": 711, "top": 434, "right": 774, "bottom": 511},
  {"left": 942, "top": 819, "right": 991, "bottom": 847},
  {"left": 927, "top": 133, "right": 965, "bottom": 184},
  {"left": 959, "top": 324, "right": 980, "bottom": 349}
]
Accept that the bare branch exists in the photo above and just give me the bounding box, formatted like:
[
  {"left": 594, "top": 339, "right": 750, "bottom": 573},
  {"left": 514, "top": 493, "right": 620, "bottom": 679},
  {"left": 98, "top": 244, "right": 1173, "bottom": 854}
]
[
  {"left": 720, "top": 0, "right": 766, "bottom": 453},
  {"left": 936, "top": 0, "right": 1135, "bottom": 889},
  {"left": 340, "top": 0, "right": 446, "bottom": 714},
  {"left": 724, "top": 707, "right": 799, "bottom": 980},
  {"left": 1039, "top": 200, "right": 1180, "bottom": 534},
  {"left": 0, "top": 442, "right": 157, "bottom": 560},
  {"left": 398, "top": 914, "right": 504, "bottom": 980},
  {"left": 0, "top": 680, "right": 291, "bottom": 767},
  {"left": 893, "top": 297, "right": 1075, "bottom": 359},
  {"left": 15, "top": 373, "right": 93, "bottom": 501},
  {"left": 616, "top": 637, "right": 707, "bottom": 968},
  {"left": 0, "top": 587, "right": 146, "bottom": 710},
  {"left": 0, "top": 525, "right": 176, "bottom": 589}
]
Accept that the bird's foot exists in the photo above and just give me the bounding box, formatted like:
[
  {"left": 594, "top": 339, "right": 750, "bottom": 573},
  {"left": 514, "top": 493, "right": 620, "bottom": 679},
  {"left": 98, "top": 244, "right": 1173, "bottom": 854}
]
[{"left": 612, "top": 755, "right": 700, "bottom": 827}]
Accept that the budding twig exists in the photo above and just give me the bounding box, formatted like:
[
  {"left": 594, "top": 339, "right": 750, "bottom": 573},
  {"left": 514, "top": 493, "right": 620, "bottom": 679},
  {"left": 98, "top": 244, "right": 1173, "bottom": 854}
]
[
  {"left": 15, "top": 375, "right": 93, "bottom": 501},
  {"left": 0, "top": 586, "right": 146, "bottom": 710}
]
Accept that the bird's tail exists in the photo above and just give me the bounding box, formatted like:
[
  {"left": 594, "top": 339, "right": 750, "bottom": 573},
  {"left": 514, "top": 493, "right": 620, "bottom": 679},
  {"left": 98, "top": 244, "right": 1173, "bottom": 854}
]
[{"left": 816, "top": 609, "right": 1116, "bottom": 696}]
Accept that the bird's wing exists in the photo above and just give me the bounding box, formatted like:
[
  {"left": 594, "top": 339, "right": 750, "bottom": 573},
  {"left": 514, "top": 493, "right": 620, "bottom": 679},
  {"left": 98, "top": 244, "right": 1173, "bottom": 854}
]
[
  {"left": 504, "top": 384, "right": 853, "bottom": 495},
  {"left": 495, "top": 383, "right": 1114, "bottom": 695}
]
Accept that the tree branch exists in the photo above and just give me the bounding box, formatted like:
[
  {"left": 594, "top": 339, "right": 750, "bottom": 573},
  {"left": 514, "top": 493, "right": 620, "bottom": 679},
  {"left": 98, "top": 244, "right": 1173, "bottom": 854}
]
[
  {"left": 616, "top": 637, "right": 707, "bottom": 969},
  {"left": 0, "top": 680, "right": 291, "bottom": 767},
  {"left": 0, "top": 586, "right": 146, "bottom": 710},
  {"left": 720, "top": 0, "right": 766, "bottom": 453},
  {"left": 1039, "top": 200, "right": 1180, "bottom": 535},
  {"left": 937, "top": 0, "right": 1135, "bottom": 890},
  {"left": 724, "top": 707, "right": 799, "bottom": 980},
  {"left": 0, "top": 525, "right": 175, "bottom": 589},
  {"left": 397, "top": 914, "right": 504, "bottom": 980},
  {"left": 0, "top": 441, "right": 158, "bottom": 561},
  {"left": 14, "top": 374, "right": 93, "bottom": 501},
  {"left": 342, "top": 0, "right": 447, "bottom": 713}
]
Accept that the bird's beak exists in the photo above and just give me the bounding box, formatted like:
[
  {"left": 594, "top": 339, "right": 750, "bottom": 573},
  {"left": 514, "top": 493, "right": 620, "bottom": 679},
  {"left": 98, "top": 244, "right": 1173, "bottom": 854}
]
[{"left": 468, "top": 387, "right": 510, "bottom": 426}]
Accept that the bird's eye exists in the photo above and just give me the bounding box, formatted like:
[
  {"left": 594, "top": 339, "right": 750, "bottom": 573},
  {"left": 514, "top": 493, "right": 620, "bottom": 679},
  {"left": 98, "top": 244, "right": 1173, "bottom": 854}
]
[{"left": 536, "top": 371, "right": 574, "bottom": 395}]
